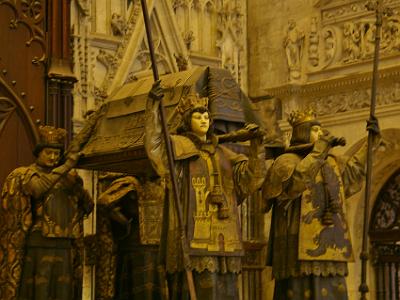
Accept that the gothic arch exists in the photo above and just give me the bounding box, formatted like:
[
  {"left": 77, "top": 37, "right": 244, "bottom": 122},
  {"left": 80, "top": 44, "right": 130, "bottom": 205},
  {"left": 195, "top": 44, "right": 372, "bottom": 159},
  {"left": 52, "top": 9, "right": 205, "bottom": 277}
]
[{"left": 344, "top": 128, "right": 400, "bottom": 300}]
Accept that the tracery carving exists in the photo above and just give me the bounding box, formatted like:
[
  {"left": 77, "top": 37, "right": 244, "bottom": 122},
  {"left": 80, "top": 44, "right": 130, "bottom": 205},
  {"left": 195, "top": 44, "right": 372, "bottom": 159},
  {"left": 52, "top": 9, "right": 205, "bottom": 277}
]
[
  {"left": 370, "top": 169, "right": 400, "bottom": 231},
  {"left": 21, "top": 0, "right": 42, "bottom": 20},
  {"left": 98, "top": 0, "right": 142, "bottom": 96},
  {"left": 1, "top": 0, "right": 46, "bottom": 65},
  {"left": 0, "top": 97, "right": 16, "bottom": 136},
  {"left": 215, "top": 1, "right": 245, "bottom": 84}
]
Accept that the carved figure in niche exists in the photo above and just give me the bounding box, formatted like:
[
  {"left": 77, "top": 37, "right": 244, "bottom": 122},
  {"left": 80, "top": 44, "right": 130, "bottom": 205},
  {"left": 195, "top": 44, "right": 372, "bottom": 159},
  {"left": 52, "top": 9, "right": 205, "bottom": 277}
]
[
  {"left": 111, "top": 13, "right": 127, "bottom": 36},
  {"left": 308, "top": 17, "right": 319, "bottom": 67},
  {"left": 263, "top": 110, "right": 381, "bottom": 300},
  {"left": 144, "top": 81, "right": 267, "bottom": 299},
  {"left": 92, "top": 174, "right": 166, "bottom": 300},
  {"left": 323, "top": 29, "right": 336, "bottom": 62},
  {"left": 343, "top": 22, "right": 361, "bottom": 62},
  {"left": 183, "top": 30, "right": 195, "bottom": 50},
  {"left": 0, "top": 118, "right": 102, "bottom": 300},
  {"left": 361, "top": 22, "right": 375, "bottom": 58},
  {"left": 284, "top": 20, "right": 305, "bottom": 80},
  {"left": 174, "top": 53, "right": 189, "bottom": 71}
]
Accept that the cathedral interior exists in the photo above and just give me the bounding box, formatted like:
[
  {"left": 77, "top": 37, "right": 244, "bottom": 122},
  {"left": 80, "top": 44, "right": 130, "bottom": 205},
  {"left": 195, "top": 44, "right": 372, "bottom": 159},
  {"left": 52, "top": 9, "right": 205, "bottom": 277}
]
[{"left": 1, "top": 0, "right": 400, "bottom": 299}]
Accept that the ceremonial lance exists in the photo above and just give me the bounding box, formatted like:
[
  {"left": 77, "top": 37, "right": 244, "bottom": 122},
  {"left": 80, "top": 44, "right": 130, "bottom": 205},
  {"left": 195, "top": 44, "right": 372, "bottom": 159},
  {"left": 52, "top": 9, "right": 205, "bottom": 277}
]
[
  {"left": 360, "top": 1, "right": 392, "bottom": 299},
  {"left": 139, "top": 1, "right": 197, "bottom": 299}
]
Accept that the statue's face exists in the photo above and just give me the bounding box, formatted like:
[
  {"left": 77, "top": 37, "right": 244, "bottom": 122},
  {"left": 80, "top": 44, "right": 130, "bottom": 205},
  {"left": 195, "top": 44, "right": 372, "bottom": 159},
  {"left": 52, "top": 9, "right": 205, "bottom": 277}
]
[
  {"left": 310, "top": 125, "right": 323, "bottom": 143},
  {"left": 37, "top": 147, "right": 61, "bottom": 168},
  {"left": 190, "top": 111, "right": 210, "bottom": 138}
]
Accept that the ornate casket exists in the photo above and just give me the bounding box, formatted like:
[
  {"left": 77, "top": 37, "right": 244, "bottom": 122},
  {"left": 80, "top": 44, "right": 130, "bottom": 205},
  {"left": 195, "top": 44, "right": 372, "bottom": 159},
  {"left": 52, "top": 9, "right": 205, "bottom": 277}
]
[{"left": 78, "top": 66, "right": 258, "bottom": 175}]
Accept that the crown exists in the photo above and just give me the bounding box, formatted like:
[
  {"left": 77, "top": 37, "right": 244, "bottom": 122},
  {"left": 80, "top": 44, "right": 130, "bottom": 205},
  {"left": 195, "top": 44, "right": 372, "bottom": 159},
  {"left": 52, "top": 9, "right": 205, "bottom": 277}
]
[
  {"left": 287, "top": 109, "right": 317, "bottom": 127},
  {"left": 176, "top": 91, "right": 209, "bottom": 115},
  {"left": 38, "top": 125, "right": 66, "bottom": 146}
]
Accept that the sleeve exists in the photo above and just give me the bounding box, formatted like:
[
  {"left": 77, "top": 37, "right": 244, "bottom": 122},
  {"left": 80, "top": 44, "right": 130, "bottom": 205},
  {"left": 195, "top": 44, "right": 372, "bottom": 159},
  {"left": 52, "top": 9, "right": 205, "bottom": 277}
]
[
  {"left": 263, "top": 144, "right": 330, "bottom": 210},
  {"left": 143, "top": 95, "right": 168, "bottom": 177},
  {"left": 339, "top": 143, "right": 367, "bottom": 198},
  {"left": 73, "top": 173, "right": 94, "bottom": 216},
  {"left": 223, "top": 142, "right": 267, "bottom": 202},
  {"left": 0, "top": 168, "right": 33, "bottom": 300},
  {"left": 24, "top": 159, "right": 78, "bottom": 199}
]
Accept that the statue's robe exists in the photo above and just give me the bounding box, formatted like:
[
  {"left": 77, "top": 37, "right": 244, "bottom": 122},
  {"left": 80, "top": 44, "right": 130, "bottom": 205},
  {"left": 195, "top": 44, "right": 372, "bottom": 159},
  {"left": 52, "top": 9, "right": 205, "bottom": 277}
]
[
  {"left": 263, "top": 145, "right": 367, "bottom": 300},
  {"left": 144, "top": 104, "right": 266, "bottom": 299},
  {"left": 95, "top": 177, "right": 167, "bottom": 300},
  {"left": 0, "top": 165, "right": 93, "bottom": 300}
]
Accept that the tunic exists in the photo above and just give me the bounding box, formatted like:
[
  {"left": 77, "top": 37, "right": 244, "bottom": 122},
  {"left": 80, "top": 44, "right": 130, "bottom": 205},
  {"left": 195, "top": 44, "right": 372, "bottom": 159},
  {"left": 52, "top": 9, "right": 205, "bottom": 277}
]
[
  {"left": 144, "top": 101, "right": 266, "bottom": 299},
  {"left": 263, "top": 144, "right": 367, "bottom": 300},
  {"left": 0, "top": 164, "right": 93, "bottom": 300}
]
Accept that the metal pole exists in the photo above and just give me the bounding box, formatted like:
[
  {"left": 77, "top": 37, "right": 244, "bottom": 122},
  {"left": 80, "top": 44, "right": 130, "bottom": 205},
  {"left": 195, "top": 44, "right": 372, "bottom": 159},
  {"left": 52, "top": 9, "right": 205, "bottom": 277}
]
[
  {"left": 360, "top": 1, "right": 386, "bottom": 299},
  {"left": 140, "top": 1, "right": 197, "bottom": 299}
]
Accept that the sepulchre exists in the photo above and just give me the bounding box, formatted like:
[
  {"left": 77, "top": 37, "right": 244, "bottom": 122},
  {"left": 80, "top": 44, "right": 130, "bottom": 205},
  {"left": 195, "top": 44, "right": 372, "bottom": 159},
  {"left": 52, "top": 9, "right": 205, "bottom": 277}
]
[{"left": 78, "top": 66, "right": 267, "bottom": 300}]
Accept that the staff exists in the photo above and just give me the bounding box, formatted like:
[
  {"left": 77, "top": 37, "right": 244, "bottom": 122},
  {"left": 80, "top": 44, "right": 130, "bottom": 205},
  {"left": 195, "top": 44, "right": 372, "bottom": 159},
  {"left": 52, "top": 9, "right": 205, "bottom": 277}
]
[
  {"left": 360, "top": 1, "right": 391, "bottom": 299},
  {"left": 139, "top": 1, "right": 197, "bottom": 299}
]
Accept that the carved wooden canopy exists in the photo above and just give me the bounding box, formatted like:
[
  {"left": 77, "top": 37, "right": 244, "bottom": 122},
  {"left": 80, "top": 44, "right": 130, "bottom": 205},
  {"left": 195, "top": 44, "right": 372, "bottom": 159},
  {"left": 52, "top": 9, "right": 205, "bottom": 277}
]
[{"left": 78, "top": 66, "right": 258, "bottom": 176}]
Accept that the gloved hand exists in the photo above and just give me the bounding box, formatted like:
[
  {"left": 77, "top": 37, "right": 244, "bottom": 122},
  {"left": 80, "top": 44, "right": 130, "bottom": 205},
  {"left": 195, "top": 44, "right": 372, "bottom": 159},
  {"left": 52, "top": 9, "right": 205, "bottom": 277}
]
[
  {"left": 313, "top": 130, "right": 346, "bottom": 154},
  {"left": 149, "top": 80, "right": 164, "bottom": 101},
  {"left": 366, "top": 115, "right": 380, "bottom": 135}
]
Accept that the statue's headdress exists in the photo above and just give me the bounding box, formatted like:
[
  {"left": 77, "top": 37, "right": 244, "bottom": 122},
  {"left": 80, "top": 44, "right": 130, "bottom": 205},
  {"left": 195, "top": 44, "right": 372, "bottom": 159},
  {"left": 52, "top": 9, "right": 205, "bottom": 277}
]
[
  {"left": 288, "top": 109, "right": 319, "bottom": 128},
  {"left": 288, "top": 109, "right": 321, "bottom": 146},
  {"left": 175, "top": 90, "right": 211, "bottom": 135},
  {"left": 33, "top": 125, "right": 66, "bottom": 156},
  {"left": 176, "top": 91, "right": 209, "bottom": 115}
]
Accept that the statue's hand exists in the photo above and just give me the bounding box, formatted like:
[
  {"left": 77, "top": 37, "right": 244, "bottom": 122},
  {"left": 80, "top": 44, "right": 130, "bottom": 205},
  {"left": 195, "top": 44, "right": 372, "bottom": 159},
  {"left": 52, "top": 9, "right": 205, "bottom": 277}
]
[
  {"left": 64, "top": 152, "right": 82, "bottom": 170},
  {"left": 313, "top": 134, "right": 344, "bottom": 154},
  {"left": 366, "top": 115, "right": 380, "bottom": 135},
  {"left": 244, "top": 123, "right": 260, "bottom": 132},
  {"left": 149, "top": 80, "right": 164, "bottom": 101},
  {"left": 244, "top": 123, "right": 265, "bottom": 140},
  {"left": 320, "top": 129, "right": 346, "bottom": 148}
]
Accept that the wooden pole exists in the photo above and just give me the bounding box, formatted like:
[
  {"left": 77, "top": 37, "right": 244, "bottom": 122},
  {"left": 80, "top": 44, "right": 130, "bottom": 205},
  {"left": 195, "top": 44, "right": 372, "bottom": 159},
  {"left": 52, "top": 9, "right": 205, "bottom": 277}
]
[{"left": 140, "top": 1, "right": 197, "bottom": 299}]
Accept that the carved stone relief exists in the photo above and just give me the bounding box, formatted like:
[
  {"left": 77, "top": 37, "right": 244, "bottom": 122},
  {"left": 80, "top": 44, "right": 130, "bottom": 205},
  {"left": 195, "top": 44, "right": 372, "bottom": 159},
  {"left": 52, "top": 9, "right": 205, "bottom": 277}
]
[
  {"left": 305, "top": 1, "right": 400, "bottom": 73},
  {"left": 309, "top": 17, "right": 320, "bottom": 67},
  {"left": 308, "top": 80, "right": 400, "bottom": 116}
]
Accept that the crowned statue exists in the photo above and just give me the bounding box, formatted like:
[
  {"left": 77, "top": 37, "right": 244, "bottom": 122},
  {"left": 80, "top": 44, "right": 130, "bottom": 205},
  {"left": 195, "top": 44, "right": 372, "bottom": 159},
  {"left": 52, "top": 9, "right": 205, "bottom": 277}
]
[
  {"left": 0, "top": 105, "right": 105, "bottom": 300},
  {"left": 262, "top": 109, "right": 380, "bottom": 300},
  {"left": 144, "top": 81, "right": 267, "bottom": 299}
]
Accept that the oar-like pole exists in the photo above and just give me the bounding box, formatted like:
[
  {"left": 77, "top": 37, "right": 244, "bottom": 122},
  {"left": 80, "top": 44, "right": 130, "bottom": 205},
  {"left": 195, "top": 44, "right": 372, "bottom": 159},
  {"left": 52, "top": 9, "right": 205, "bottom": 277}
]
[
  {"left": 360, "top": 1, "right": 391, "bottom": 299},
  {"left": 140, "top": 1, "right": 197, "bottom": 299}
]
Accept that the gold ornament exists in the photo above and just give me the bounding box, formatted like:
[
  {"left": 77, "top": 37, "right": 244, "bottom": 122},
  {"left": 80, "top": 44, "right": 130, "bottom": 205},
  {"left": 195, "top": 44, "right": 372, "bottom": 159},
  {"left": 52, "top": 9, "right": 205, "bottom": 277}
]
[
  {"left": 38, "top": 125, "right": 66, "bottom": 146},
  {"left": 176, "top": 91, "right": 209, "bottom": 115},
  {"left": 287, "top": 109, "right": 317, "bottom": 127}
]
